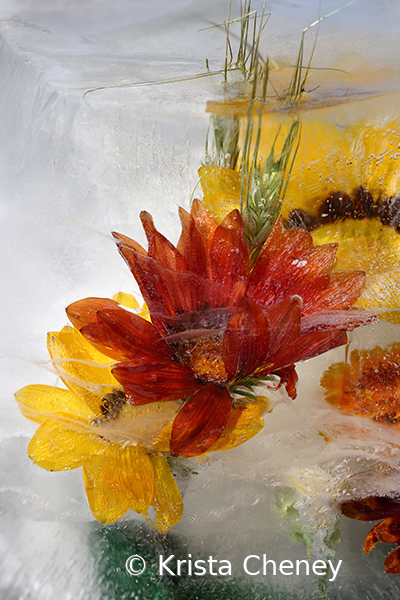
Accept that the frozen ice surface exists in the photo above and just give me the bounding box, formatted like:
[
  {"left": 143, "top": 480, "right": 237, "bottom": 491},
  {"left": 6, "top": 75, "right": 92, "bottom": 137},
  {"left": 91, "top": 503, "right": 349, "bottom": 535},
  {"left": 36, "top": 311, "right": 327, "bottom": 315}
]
[{"left": 2, "top": 0, "right": 400, "bottom": 599}]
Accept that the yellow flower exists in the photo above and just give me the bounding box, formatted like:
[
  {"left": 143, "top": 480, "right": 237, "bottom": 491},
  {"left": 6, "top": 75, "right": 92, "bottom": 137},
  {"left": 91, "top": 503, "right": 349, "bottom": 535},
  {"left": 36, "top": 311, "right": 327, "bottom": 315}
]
[
  {"left": 15, "top": 325, "right": 183, "bottom": 531},
  {"left": 15, "top": 306, "right": 272, "bottom": 526},
  {"left": 200, "top": 94, "right": 400, "bottom": 320}
]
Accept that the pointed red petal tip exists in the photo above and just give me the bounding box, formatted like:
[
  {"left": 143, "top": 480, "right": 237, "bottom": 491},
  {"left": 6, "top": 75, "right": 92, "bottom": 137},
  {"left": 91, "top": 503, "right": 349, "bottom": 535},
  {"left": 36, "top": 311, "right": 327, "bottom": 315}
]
[
  {"left": 139, "top": 210, "right": 155, "bottom": 233},
  {"left": 274, "top": 365, "right": 298, "bottom": 399},
  {"left": 170, "top": 384, "right": 232, "bottom": 457},
  {"left": 140, "top": 210, "right": 188, "bottom": 272},
  {"left": 66, "top": 297, "right": 120, "bottom": 330},
  {"left": 112, "top": 231, "right": 147, "bottom": 256},
  {"left": 384, "top": 547, "right": 400, "bottom": 574}
]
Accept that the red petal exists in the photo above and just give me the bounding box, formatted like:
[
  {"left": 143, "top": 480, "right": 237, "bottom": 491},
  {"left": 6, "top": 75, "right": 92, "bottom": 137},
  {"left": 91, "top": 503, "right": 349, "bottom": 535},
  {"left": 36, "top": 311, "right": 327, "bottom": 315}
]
[
  {"left": 191, "top": 199, "right": 217, "bottom": 254},
  {"left": 112, "top": 231, "right": 147, "bottom": 257},
  {"left": 364, "top": 525, "right": 379, "bottom": 554},
  {"left": 374, "top": 515, "right": 400, "bottom": 544},
  {"left": 223, "top": 296, "right": 271, "bottom": 381},
  {"left": 274, "top": 365, "right": 298, "bottom": 399},
  {"left": 210, "top": 209, "right": 249, "bottom": 306},
  {"left": 265, "top": 297, "right": 302, "bottom": 358},
  {"left": 112, "top": 360, "right": 202, "bottom": 405},
  {"left": 248, "top": 218, "right": 338, "bottom": 308},
  {"left": 113, "top": 240, "right": 193, "bottom": 329},
  {"left": 170, "top": 383, "right": 232, "bottom": 457},
  {"left": 384, "top": 547, "right": 400, "bottom": 574},
  {"left": 176, "top": 207, "right": 191, "bottom": 255},
  {"left": 341, "top": 496, "right": 400, "bottom": 521},
  {"left": 177, "top": 207, "right": 209, "bottom": 277},
  {"left": 80, "top": 308, "right": 173, "bottom": 362},
  {"left": 66, "top": 297, "right": 120, "bottom": 330},
  {"left": 363, "top": 515, "right": 400, "bottom": 563},
  {"left": 265, "top": 329, "right": 348, "bottom": 374},
  {"left": 114, "top": 231, "right": 231, "bottom": 333},
  {"left": 140, "top": 211, "right": 188, "bottom": 272},
  {"left": 306, "top": 271, "right": 366, "bottom": 313},
  {"left": 301, "top": 309, "right": 377, "bottom": 334}
]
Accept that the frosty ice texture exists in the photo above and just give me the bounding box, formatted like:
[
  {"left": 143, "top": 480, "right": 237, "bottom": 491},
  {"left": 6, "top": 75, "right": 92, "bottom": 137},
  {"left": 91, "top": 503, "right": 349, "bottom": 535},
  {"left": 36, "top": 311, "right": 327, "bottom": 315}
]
[{"left": 2, "top": 1, "right": 400, "bottom": 599}]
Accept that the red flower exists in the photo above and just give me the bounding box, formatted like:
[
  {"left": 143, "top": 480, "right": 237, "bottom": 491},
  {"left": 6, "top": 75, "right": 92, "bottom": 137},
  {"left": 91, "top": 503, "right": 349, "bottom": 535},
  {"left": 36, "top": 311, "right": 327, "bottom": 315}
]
[
  {"left": 341, "top": 496, "right": 400, "bottom": 574},
  {"left": 67, "top": 201, "right": 374, "bottom": 457}
]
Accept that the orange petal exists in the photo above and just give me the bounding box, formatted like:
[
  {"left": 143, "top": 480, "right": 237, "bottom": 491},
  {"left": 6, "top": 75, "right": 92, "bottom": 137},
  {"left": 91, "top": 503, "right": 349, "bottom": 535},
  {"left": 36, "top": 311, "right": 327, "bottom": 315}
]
[
  {"left": 113, "top": 243, "right": 215, "bottom": 333},
  {"left": 112, "top": 230, "right": 147, "bottom": 257},
  {"left": 270, "top": 329, "right": 348, "bottom": 372},
  {"left": 301, "top": 309, "right": 377, "bottom": 334},
  {"left": 341, "top": 496, "right": 400, "bottom": 522},
  {"left": 66, "top": 297, "right": 120, "bottom": 330},
  {"left": 274, "top": 365, "right": 299, "bottom": 400},
  {"left": 266, "top": 297, "right": 302, "bottom": 358}
]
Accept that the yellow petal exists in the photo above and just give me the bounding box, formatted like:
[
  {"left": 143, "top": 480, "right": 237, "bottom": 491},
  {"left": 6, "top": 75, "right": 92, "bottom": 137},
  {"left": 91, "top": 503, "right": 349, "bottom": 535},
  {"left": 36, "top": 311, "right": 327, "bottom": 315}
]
[
  {"left": 113, "top": 291, "right": 139, "bottom": 310},
  {"left": 47, "top": 329, "right": 118, "bottom": 418},
  {"left": 52, "top": 326, "right": 116, "bottom": 365},
  {"left": 113, "top": 292, "right": 151, "bottom": 322},
  {"left": 311, "top": 219, "right": 400, "bottom": 280},
  {"left": 199, "top": 166, "right": 241, "bottom": 223},
  {"left": 139, "top": 302, "right": 151, "bottom": 322},
  {"left": 311, "top": 219, "right": 400, "bottom": 319},
  {"left": 147, "top": 453, "right": 183, "bottom": 533},
  {"left": 83, "top": 454, "right": 129, "bottom": 524},
  {"left": 104, "top": 401, "right": 179, "bottom": 448},
  {"left": 207, "top": 396, "right": 270, "bottom": 453},
  {"left": 15, "top": 384, "right": 96, "bottom": 424},
  {"left": 102, "top": 444, "right": 154, "bottom": 515},
  {"left": 28, "top": 420, "right": 106, "bottom": 471}
]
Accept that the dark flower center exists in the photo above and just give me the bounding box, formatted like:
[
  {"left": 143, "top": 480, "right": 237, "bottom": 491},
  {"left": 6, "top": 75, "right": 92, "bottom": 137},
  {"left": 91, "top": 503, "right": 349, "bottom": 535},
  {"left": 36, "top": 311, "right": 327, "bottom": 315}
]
[{"left": 286, "top": 186, "right": 400, "bottom": 233}]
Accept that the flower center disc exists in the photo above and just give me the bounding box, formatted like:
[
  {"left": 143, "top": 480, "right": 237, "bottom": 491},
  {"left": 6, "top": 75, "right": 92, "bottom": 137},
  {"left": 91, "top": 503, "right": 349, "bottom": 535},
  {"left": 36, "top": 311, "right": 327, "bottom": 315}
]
[{"left": 172, "top": 333, "right": 228, "bottom": 385}]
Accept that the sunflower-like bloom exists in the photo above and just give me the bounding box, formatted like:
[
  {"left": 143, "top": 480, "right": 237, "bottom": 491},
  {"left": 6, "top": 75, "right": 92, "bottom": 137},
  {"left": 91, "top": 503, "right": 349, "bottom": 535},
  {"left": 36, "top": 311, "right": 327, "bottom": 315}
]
[
  {"left": 15, "top": 325, "right": 183, "bottom": 530},
  {"left": 341, "top": 495, "right": 400, "bottom": 574},
  {"left": 201, "top": 100, "right": 400, "bottom": 320},
  {"left": 66, "top": 201, "right": 374, "bottom": 458},
  {"left": 321, "top": 343, "right": 400, "bottom": 424}
]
